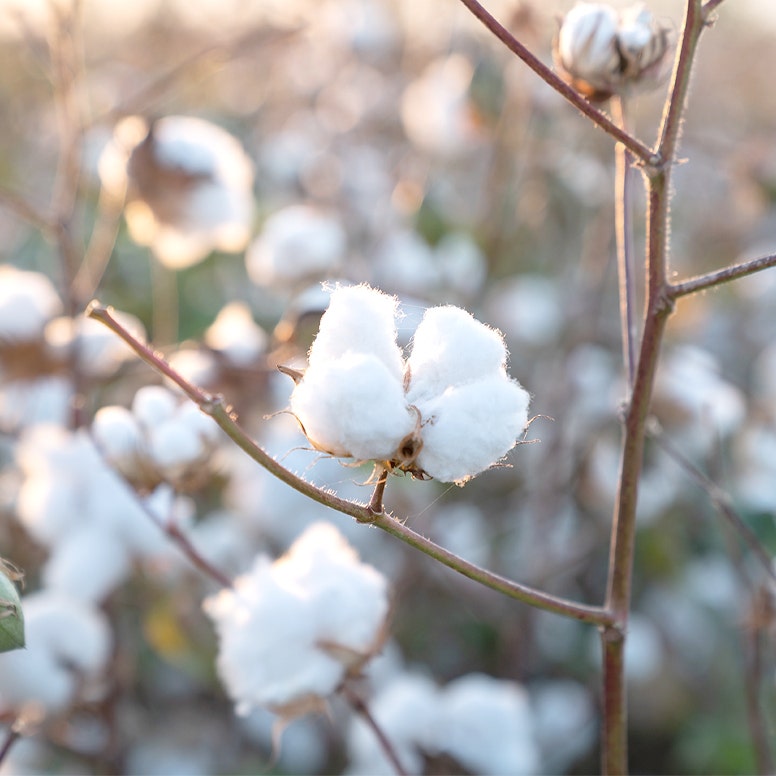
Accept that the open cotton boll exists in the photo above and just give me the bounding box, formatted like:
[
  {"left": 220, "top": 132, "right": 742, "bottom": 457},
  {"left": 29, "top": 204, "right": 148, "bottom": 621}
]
[
  {"left": 406, "top": 305, "right": 508, "bottom": 403},
  {"left": 146, "top": 418, "right": 207, "bottom": 473},
  {"left": 205, "top": 523, "right": 390, "bottom": 718},
  {"left": 415, "top": 375, "right": 530, "bottom": 483},
  {"left": 132, "top": 385, "right": 179, "bottom": 429},
  {"left": 290, "top": 352, "right": 415, "bottom": 460},
  {"left": 0, "top": 265, "right": 62, "bottom": 342},
  {"left": 429, "top": 674, "right": 540, "bottom": 775},
  {"left": 43, "top": 531, "right": 132, "bottom": 603},
  {"left": 0, "top": 591, "right": 111, "bottom": 716},
  {"left": 307, "top": 285, "right": 405, "bottom": 381},
  {"left": 92, "top": 405, "right": 144, "bottom": 478},
  {"left": 246, "top": 205, "right": 346, "bottom": 288},
  {"left": 204, "top": 301, "right": 268, "bottom": 367}
]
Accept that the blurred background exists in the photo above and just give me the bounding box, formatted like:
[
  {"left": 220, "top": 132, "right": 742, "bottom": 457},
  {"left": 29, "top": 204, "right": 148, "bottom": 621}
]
[{"left": 0, "top": 0, "right": 775, "bottom": 773}]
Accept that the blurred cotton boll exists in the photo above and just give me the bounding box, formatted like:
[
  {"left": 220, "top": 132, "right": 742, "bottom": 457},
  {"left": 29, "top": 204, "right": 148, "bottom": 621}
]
[
  {"left": 92, "top": 385, "right": 222, "bottom": 491},
  {"left": 346, "top": 672, "right": 540, "bottom": 775},
  {"left": 14, "top": 425, "right": 186, "bottom": 602},
  {"left": 204, "top": 301, "right": 268, "bottom": 368},
  {"left": 0, "top": 266, "right": 62, "bottom": 343},
  {"left": 99, "top": 115, "right": 254, "bottom": 269},
  {"left": 203, "top": 522, "right": 390, "bottom": 720},
  {"left": 246, "top": 205, "right": 346, "bottom": 290},
  {"left": 555, "top": 2, "right": 671, "bottom": 100},
  {"left": 401, "top": 54, "right": 482, "bottom": 156},
  {"left": 0, "top": 590, "right": 111, "bottom": 718}
]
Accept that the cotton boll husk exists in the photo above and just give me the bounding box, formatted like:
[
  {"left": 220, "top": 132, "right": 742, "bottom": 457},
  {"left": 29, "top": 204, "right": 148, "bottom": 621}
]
[
  {"left": 429, "top": 673, "right": 540, "bottom": 775},
  {"left": 307, "top": 285, "right": 405, "bottom": 381},
  {"left": 290, "top": 352, "right": 414, "bottom": 460},
  {"left": 415, "top": 375, "right": 530, "bottom": 483},
  {"left": 42, "top": 531, "right": 132, "bottom": 603},
  {"left": 0, "top": 591, "right": 111, "bottom": 715},
  {"left": 406, "top": 305, "right": 508, "bottom": 404},
  {"left": 132, "top": 385, "right": 178, "bottom": 430}
]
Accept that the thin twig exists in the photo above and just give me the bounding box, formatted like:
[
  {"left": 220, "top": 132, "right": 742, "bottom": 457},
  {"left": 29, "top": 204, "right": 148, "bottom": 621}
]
[
  {"left": 368, "top": 466, "right": 389, "bottom": 515},
  {"left": 702, "top": 0, "right": 728, "bottom": 18},
  {"left": 455, "top": 0, "right": 656, "bottom": 165},
  {"left": 0, "top": 187, "right": 55, "bottom": 233},
  {"left": 342, "top": 686, "right": 409, "bottom": 776},
  {"left": 86, "top": 301, "right": 614, "bottom": 626},
  {"left": 668, "top": 253, "right": 776, "bottom": 299},
  {"left": 0, "top": 724, "right": 20, "bottom": 766}
]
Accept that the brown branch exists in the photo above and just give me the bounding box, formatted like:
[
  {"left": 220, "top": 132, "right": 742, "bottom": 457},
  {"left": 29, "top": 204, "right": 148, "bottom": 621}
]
[
  {"left": 86, "top": 301, "right": 614, "bottom": 627},
  {"left": 455, "top": 0, "right": 656, "bottom": 165},
  {"left": 668, "top": 253, "right": 776, "bottom": 299}
]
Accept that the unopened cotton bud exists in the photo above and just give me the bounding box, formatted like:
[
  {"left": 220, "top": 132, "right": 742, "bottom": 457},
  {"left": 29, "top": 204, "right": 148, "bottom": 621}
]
[
  {"left": 557, "top": 3, "right": 620, "bottom": 95},
  {"left": 556, "top": 2, "right": 670, "bottom": 99},
  {"left": 0, "top": 569, "right": 24, "bottom": 653}
]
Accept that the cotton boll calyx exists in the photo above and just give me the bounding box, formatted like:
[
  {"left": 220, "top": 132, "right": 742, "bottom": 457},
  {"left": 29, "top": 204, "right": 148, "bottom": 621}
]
[{"left": 204, "top": 523, "right": 390, "bottom": 720}]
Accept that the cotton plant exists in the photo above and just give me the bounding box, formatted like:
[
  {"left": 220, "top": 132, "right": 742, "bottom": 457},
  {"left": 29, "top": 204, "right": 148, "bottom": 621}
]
[
  {"left": 287, "top": 283, "right": 531, "bottom": 485},
  {"left": 203, "top": 522, "right": 390, "bottom": 720}
]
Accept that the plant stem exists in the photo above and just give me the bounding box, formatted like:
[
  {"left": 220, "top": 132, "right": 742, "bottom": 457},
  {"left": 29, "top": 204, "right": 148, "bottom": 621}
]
[
  {"left": 612, "top": 96, "right": 638, "bottom": 390},
  {"left": 668, "top": 252, "right": 776, "bottom": 299},
  {"left": 601, "top": 3, "right": 707, "bottom": 772},
  {"left": 455, "top": 0, "right": 656, "bottom": 165},
  {"left": 0, "top": 724, "right": 19, "bottom": 766},
  {"left": 342, "top": 686, "right": 409, "bottom": 776},
  {"left": 87, "top": 301, "right": 614, "bottom": 627}
]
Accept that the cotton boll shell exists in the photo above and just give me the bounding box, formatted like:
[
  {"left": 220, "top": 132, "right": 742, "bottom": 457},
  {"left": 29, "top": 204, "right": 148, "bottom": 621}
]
[
  {"left": 407, "top": 305, "right": 508, "bottom": 404},
  {"left": 307, "top": 285, "right": 405, "bottom": 382},
  {"left": 415, "top": 375, "right": 530, "bottom": 483},
  {"left": 290, "top": 352, "right": 415, "bottom": 461}
]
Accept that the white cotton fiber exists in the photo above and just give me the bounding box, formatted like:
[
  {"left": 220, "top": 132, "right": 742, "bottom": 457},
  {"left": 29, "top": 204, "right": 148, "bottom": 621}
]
[
  {"left": 204, "top": 523, "right": 390, "bottom": 717},
  {"left": 415, "top": 375, "right": 530, "bottom": 483},
  {"left": 307, "top": 285, "right": 406, "bottom": 381},
  {"left": 407, "top": 305, "right": 508, "bottom": 403},
  {"left": 290, "top": 352, "right": 415, "bottom": 460},
  {"left": 132, "top": 385, "right": 178, "bottom": 429}
]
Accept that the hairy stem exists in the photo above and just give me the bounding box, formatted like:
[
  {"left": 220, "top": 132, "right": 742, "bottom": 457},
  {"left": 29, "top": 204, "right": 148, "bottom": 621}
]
[
  {"left": 87, "top": 301, "right": 614, "bottom": 626},
  {"left": 668, "top": 252, "right": 776, "bottom": 298},
  {"left": 602, "top": 2, "right": 706, "bottom": 772}
]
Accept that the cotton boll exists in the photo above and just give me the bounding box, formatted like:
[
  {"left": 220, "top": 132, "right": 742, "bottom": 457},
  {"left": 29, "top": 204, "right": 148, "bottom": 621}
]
[
  {"left": 146, "top": 419, "right": 207, "bottom": 474},
  {"left": 0, "top": 265, "right": 62, "bottom": 342},
  {"left": 307, "top": 285, "right": 405, "bottom": 381},
  {"left": 429, "top": 674, "right": 540, "bottom": 775},
  {"left": 91, "top": 405, "right": 144, "bottom": 480},
  {"left": 205, "top": 524, "right": 390, "bottom": 718},
  {"left": 407, "top": 305, "right": 508, "bottom": 403},
  {"left": 246, "top": 205, "right": 346, "bottom": 288},
  {"left": 346, "top": 673, "right": 439, "bottom": 776},
  {"left": 132, "top": 385, "right": 178, "bottom": 430},
  {"left": 204, "top": 302, "right": 268, "bottom": 367},
  {"left": 42, "top": 531, "right": 131, "bottom": 603},
  {"left": 290, "top": 352, "right": 415, "bottom": 460},
  {"left": 415, "top": 375, "right": 530, "bottom": 483},
  {"left": 0, "top": 591, "right": 111, "bottom": 716}
]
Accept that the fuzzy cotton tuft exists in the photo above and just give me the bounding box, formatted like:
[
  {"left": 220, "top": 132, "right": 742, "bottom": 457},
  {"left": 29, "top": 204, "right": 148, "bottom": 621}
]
[
  {"left": 289, "top": 284, "right": 531, "bottom": 483},
  {"left": 204, "top": 523, "right": 389, "bottom": 718}
]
